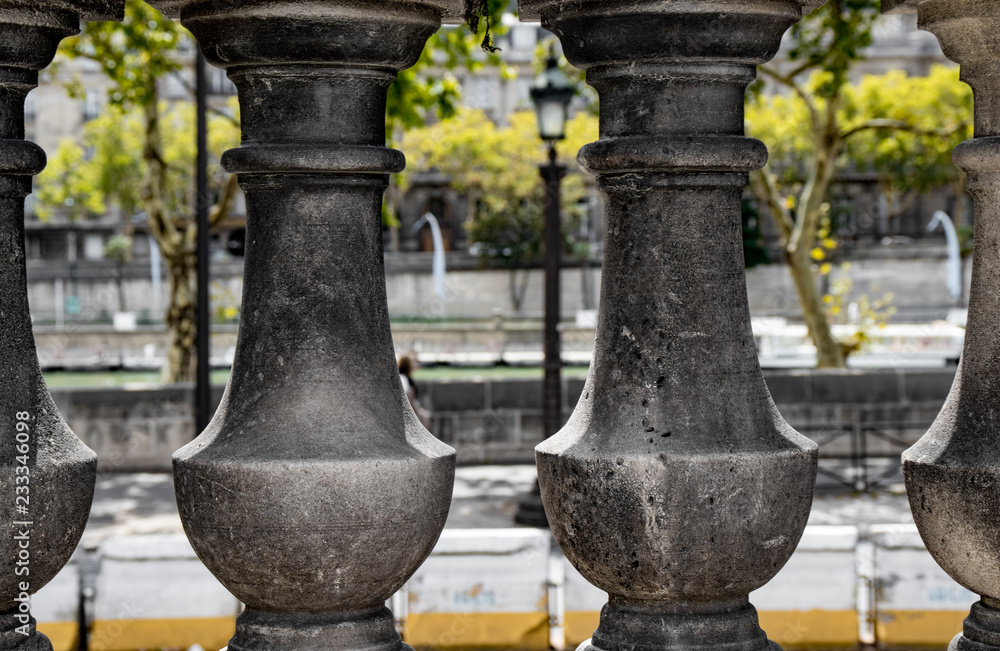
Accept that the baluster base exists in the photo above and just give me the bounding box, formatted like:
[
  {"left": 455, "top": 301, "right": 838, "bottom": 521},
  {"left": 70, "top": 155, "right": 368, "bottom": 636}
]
[
  {"left": 228, "top": 607, "right": 409, "bottom": 651},
  {"left": 581, "top": 599, "right": 776, "bottom": 651},
  {"left": 0, "top": 610, "right": 51, "bottom": 651},
  {"left": 950, "top": 600, "right": 1000, "bottom": 651}
]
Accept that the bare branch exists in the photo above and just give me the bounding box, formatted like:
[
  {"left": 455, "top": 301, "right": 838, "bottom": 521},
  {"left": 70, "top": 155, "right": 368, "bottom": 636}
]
[
  {"left": 758, "top": 65, "right": 821, "bottom": 132},
  {"left": 749, "top": 164, "right": 794, "bottom": 244},
  {"left": 209, "top": 172, "right": 239, "bottom": 228},
  {"left": 840, "top": 118, "right": 969, "bottom": 141},
  {"left": 168, "top": 70, "right": 241, "bottom": 127}
]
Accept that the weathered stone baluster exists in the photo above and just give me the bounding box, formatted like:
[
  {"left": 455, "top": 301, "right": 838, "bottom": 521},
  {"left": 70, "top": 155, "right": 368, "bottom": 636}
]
[
  {"left": 0, "top": 2, "right": 120, "bottom": 649},
  {"left": 518, "top": 1, "right": 823, "bottom": 649},
  {"left": 897, "top": 3, "right": 1000, "bottom": 650},
  {"left": 168, "top": 2, "right": 459, "bottom": 650}
]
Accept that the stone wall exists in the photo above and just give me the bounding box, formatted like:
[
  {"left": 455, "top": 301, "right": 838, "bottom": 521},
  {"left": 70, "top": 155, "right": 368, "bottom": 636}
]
[
  {"left": 27, "top": 255, "right": 971, "bottom": 323},
  {"left": 56, "top": 369, "right": 955, "bottom": 471},
  {"left": 423, "top": 368, "right": 954, "bottom": 464}
]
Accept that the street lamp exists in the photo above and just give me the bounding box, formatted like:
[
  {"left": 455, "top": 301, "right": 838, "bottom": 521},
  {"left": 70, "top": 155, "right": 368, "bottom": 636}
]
[
  {"left": 532, "top": 48, "right": 573, "bottom": 441},
  {"left": 532, "top": 49, "right": 574, "bottom": 143},
  {"left": 515, "top": 47, "right": 574, "bottom": 528}
]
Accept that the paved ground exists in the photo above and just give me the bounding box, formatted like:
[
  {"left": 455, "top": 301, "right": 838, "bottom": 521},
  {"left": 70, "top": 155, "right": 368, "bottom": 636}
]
[{"left": 80, "top": 466, "right": 913, "bottom": 548}]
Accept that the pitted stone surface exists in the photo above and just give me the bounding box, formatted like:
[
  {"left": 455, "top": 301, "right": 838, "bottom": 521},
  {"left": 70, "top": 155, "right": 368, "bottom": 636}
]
[
  {"left": 526, "top": 1, "right": 820, "bottom": 649},
  {"left": 171, "top": 2, "right": 456, "bottom": 649},
  {"left": 904, "top": 3, "right": 1000, "bottom": 651},
  {"left": 0, "top": 4, "right": 102, "bottom": 651}
]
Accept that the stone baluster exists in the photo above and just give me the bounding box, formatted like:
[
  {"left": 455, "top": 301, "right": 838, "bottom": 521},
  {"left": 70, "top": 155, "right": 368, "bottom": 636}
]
[
  {"left": 0, "top": 2, "right": 120, "bottom": 649},
  {"left": 167, "top": 2, "right": 459, "bottom": 650},
  {"left": 517, "top": 1, "right": 824, "bottom": 649},
  {"left": 897, "top": 3, "right": 1000, "bottom": 651}
]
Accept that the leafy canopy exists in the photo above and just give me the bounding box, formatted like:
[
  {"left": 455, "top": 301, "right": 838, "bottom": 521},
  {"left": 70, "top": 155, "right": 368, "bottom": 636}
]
[
  {"left": 35, "top": 100, "right": 240, "bottom": 222},
  {"left": 399, "top": 108, "right": 597, "bottom": 266},
  {"left": 747, "top": 65, "right": 972, "bottom": 194}
]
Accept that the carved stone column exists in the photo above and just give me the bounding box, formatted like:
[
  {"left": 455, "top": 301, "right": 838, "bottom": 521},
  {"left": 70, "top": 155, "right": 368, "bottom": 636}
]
[
  {"left": 518, "top": 1, "right": 823, "bottom": 649},
  {"left": 170, "top": 2, "right": 459, "bottom": 650},
  {"left": 900, "top": 3, "right": 1000, "bottom": 651},
  {"left": 0, "top": 2, "right": 120, "bottom": 649}
]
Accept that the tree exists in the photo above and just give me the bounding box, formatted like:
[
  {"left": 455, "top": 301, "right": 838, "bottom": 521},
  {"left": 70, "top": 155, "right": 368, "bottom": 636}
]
[
  {"left": 51, "top": 1, "right": 240, "bottom": 382},
  {"left": 382, "top": 0, "right": 510, "bottom": 246},
  {"left": 745, "top": 0, "right": 972, "bottom": 368},
  {"left": 41, "top": 0, "right": 509, "bottom": 381},
  {"left": 399, "top": 108, "right": 597, "bottom": 312},
  {"left": 37, "top": 101, "right": 239, "bottom": 323},
  {"left": 844, "top": 66, "right": 972, "bottom": 233}
]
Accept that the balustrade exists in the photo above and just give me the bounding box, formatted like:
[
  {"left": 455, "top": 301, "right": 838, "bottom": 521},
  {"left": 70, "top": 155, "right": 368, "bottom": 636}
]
[
  {"left": 0, "top": 2, "right": 121, "bottom": 649},
  {"left": 897, "top": 2, "right": 1000, "bottom": 650},
  {"left": 517, "top": 1, "right": 824, "bottom": 649},
  {"left": 7, "top": 3, "right": 994, "bottom": 651},
  {"left": 163, "top": 1, "right": 461, "bottom": 650}
]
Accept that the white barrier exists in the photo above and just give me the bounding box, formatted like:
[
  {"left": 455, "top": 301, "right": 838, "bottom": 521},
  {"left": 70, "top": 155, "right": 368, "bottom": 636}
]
[
  {"left": 90, "top": 534, "right": 240, "bottom": 651},
  {"left": 27, "top": 524, "right": 986, "bottom": 650},
  {"left": 872, "top": 524, "right": 976, "bottom": 647},
  {"left": 557, "top": 526, "right": 861, "bottom": 649},
  {"left": 752, "top": 526, "right": 859, "bottom": 647},
  {"left": 399, "top": 529, "right": 550, "bottom": 649}
]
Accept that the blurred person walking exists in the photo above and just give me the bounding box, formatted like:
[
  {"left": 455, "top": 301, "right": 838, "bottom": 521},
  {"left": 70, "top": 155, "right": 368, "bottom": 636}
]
[{"left": 399, "top": 353, "right": 432, "bottom": 430}]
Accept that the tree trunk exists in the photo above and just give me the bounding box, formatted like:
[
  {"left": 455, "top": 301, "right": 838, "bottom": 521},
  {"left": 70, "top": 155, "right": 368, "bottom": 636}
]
[
  {"left": 164, "top": 248, "right": 197, "bottom": 382},
  {"left": 785, "top": 249, "right": 845, "bottom": 368},
  {"left": 116, "top": 262, "right": 125, "bottom": 313},
  {"left": 138, "top": 89, "right": 201, "bottom": 383}
]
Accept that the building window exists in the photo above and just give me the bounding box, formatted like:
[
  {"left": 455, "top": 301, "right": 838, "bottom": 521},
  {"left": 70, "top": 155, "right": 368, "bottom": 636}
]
[
  {"left": 164, "top": 71, "right": 190, "bottom": 100},
  {"left": 516, "top": 79, "right": 533, "bottom": 109},
  {"left": 82, "top": 88, "right": 102, "bottom": 122},
  {"left": 466, "top": 76, "right": 498, "bottom": 110},
  {"left": 84, "top": 233, "right": 106, "bottom": 261}
]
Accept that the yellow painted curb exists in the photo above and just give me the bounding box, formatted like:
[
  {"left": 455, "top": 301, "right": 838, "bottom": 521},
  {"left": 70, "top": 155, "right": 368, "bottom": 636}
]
[
  {"left": 63, "top": 609, "right": 969, "bottom": 650},
  {"left": 405, "top": 612, "right": 549, "bottom": 650},
  {"left": 566, "top": 611, "right": 600, "bottom": 647},
  {"left": 37, "top": 622, "right": 77, "bottom": 651},
  {"left": 877, "top": 610, "right": 965, "bottom": 646},
  {"left": 90, "top": 617, "right": 236, "bottom": 651},
  {"left": 760, "top": 610, "right": 859, "bottom": 647}
]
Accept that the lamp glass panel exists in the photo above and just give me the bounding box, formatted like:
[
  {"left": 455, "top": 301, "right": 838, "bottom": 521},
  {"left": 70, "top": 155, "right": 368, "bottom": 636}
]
[{"left": 537, "top": 101, "right": 566, "bottom": 140}]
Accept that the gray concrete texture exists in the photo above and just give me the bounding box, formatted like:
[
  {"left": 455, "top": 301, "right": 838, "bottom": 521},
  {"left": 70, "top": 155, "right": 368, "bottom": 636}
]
[
  {"left": 169, "top": 1, "right": 463, "bottom": 650},
  {"left": 521, "top": 1, "right": 823, "bottom": 650},
  {"left": 900, "top": 3, "right": 1000, "bottom": 651},
  {"left": 0, "top": 4, "right": 115, "bottom": 649},
  {"left": 80, "top": 467, "right": 916, "bottom": 547}
]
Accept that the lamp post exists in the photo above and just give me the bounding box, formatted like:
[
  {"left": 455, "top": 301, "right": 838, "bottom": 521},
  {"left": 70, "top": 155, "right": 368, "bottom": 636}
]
[
  {"left": 515, "top": 48, "right": 573, "bottom": 527},
  {"left": 533, "top": 48, "right": 573, "bottom": 440}
]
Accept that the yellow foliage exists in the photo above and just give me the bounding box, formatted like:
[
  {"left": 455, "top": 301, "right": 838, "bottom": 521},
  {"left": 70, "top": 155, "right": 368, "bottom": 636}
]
[
  {"left": 398, "top": 108, "right": 598, "bottom": 266},
  {"left": 823, "top": 266, "right": 898, "bottom": 358}
]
